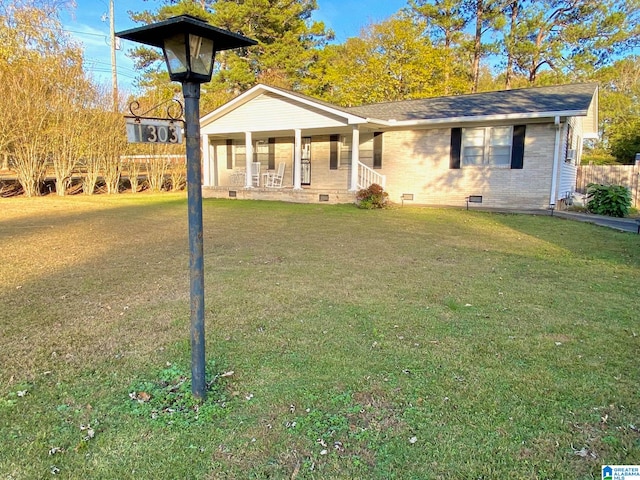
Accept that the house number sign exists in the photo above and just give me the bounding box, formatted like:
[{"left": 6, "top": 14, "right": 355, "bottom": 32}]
[{"left": 125, "top": 118, "right": 183, "bottom": 144}]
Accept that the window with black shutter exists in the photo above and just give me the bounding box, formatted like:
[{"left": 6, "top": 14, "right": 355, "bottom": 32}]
[
  {"left": 510, "top": 125, "right": 526, "bottom": 169},
  {"left": 226, "top": 139, "right": 233, "bottom": 169},
  {"left": 455, "top": 125, "right": 526, "bottom": 169},
  {"left": 450, "top": 128, "right": 461, "bottom": 169},
  {"left": 268, "top": 137, "right": 276, "bottom": 170},
  {"left": 373, "top": 132, "right": 383, "bottom": 169},
  {"left": 330, "top": 135, "right": 339, "bottom": 170}
]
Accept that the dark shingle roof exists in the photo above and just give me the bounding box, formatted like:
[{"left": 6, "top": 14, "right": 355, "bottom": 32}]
[{"left": 346, "top": 83, "right": 597, "bottom": 122}]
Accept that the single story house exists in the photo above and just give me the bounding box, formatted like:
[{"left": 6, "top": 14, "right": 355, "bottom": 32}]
[{"left": 200, "top": 82, "right": 598, "bottom": 209}]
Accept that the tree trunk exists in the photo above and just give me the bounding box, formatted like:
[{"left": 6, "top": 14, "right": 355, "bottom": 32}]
[
  {"left": 504, "top": 0, "right": 519, "bottom": 89},
  {"left": 471, "top": 0, "right": 484, "bottom": 93},
  {"left": 443, "top": 36, "right": 452, "bottom": 95},
  {"left": 55, "top": 178, "right": 69, "bottom": 196},
  {"left": 529, "top": 28, "right": 547, "bottom": 84}
]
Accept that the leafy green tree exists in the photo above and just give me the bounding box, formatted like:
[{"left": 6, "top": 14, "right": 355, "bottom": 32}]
[
  {"left": 409, "top": 0, "right": 470, "bottom": 94},
  {"left": 608, "top": 119, "right": 640, "bottom": 163},
  {"left": 583, "top": 56, "right": 640, "bottom": 163},
  {"left": 303, "top": 15, "right": 470, "bottom": 106}
]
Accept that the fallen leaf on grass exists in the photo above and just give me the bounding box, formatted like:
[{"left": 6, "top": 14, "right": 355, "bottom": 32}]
[
  {"left": 291, "top": 462, "right": 300, "bottom": 479},
  {"left": 573, "top": 446, "right": 597, "bottom": 459},
  {"left": 129, "top": 391, "right": 151, "bottom": 403},
  {"left": 138, "top": 391, "right": 151, "bottom": 402}
]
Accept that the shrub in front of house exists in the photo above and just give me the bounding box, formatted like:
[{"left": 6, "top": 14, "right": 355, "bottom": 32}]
[
  {"left": 356, "top": 183, "right": 389, "bottom": 209},
  {"left": 586, "top": 183, "right": 632, "bottom": 218}
]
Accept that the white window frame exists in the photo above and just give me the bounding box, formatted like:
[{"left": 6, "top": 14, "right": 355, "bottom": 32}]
[
  {"left": 462, "top": 126, "right": 513, "bottom": 167},
  {"left": 339, "top": 135, "right": 352, "bottom": 168},
  {"left": 254, "top": 139, "right": 269, "bottom": 169},
  {"left": 232, "top": 140, "right": 246, "bottom": 168}
]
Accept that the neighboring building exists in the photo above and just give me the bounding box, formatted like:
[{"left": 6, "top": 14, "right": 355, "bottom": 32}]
[{"left": 200, "top": 83, "right": 598, "bottom": 209}]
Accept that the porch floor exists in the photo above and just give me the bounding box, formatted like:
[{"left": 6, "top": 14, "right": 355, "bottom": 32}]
[{"left": 202, "top": 186, "right": 357, "bottom": 204}]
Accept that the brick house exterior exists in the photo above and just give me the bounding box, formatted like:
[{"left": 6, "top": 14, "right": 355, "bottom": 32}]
[{"left": 200, "top": 83, "right": 598, "bottom": 209}]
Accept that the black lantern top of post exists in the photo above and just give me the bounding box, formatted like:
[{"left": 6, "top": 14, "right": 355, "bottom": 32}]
[{"left": 116, "top": 14, "right": 257, "bottom": 83}]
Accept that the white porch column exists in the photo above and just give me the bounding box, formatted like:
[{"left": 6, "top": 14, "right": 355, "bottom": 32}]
[
  {"left": 293, "top": 128, "right": 302, "bottom": 190},
  {"left": 244, "top": 131, "right": 253, "bottom": 188},
  {"left": 349, "top": 125, "right": 360, "bottom": 191},
  {"left": 201, "top": 134, "right": 212, "bottom": 186}
]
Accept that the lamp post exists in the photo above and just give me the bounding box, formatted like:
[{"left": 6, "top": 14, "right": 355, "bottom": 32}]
[{"left": 117, "top": 16, "right": 256, "bottom": 400}]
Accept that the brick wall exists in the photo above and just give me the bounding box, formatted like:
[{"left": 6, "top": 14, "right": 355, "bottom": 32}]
[
  {"left": 308, "top": 135, "right": 350, "bottom": 190},
  {"left": 209, "top": 123, "right": 559, "bottom": 209},
  {"left": 378, "top": 123, "right": 557, "bottom": 209}
]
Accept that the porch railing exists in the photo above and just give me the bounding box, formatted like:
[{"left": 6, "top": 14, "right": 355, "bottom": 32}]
[{"left": 357, "top": 161, "right": 386, "bottom": 190}]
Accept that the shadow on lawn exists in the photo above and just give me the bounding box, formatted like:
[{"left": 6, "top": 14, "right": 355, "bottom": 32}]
[
  {"left": 469, "top": 209, "right": 640, "bottom": 269},
  {"left": 0, "top": 195, "right": 187, "bottom": 243}
]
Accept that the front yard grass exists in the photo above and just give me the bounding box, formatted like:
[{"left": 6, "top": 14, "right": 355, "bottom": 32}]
[{"left": 0, "top": 194, "right": 638, "bottom": 479}]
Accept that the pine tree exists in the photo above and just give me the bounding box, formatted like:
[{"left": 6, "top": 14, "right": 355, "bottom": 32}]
[{"left": 127, "top": 0, "right": 332, "bottom": 112}]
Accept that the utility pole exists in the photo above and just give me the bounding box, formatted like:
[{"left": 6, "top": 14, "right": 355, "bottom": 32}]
[{"left": 110, "top": 0, "right": 118, "bottom": 112}]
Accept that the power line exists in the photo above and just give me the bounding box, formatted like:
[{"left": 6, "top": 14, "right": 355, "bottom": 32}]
[
  {"left": 86, "top": 59, "right": 138, "bottom": 75},
  {"left": 63, "top": 28, "right": 109, "bottom": 39},
  {"left": 87, "top": 67, "right": 138, "bottom": 80}
]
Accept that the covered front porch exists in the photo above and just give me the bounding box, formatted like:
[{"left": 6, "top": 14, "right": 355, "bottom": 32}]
[
  {"left": 199, "top": 85, "right": 385, "bottom": 203},
  {"left": 201, "top": 127, "right": 385, "bottom": 193}
]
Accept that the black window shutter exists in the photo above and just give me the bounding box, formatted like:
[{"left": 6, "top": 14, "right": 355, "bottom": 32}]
[
  {"left": 450, "top": 128, "right": 461, "bottom": 169},
  {"left": 373, "top": 132, "right": 383, "bottom": 169},
  {"left": 511, "top": 125, "right": 526, "bottom": 169},
  {"left": 268, "top": 137, "right": 276, "bottom": 170},
  {"left": 330, "top": 135, "right": 339, "bottom": 170},
  {"left": 226, "top": 139, "right": 233, "bottom": 169}
]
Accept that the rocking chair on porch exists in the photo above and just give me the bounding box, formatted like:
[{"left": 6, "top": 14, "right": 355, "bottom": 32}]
[
  {"left": 251, "top": 162, "right": 261, "bottom": 187},
  {"left": 265, "top": 162, "right": 285, "bottom": 188}
]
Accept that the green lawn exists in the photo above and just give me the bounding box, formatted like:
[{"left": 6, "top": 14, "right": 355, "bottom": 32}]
[{"left": 1, "top": 194, "right": 638, "bottom": 479}]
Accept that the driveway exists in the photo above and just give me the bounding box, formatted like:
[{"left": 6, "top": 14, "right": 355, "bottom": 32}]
[{"left": 553, "top": 211, "right": 640, "bottom": 234}]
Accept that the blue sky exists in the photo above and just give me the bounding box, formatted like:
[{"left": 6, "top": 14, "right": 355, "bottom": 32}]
[{"left": 60, "top": 0, "right": 408, "bottom": 93}]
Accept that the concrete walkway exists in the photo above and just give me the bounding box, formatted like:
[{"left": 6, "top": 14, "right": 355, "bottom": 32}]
[{"left": 552, "top": 210, "right": 640, "bottom": 234}]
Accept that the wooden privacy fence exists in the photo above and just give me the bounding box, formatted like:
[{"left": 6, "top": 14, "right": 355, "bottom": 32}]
[{"left": 577, "top": 164, "right": 640, "bottom": 207}]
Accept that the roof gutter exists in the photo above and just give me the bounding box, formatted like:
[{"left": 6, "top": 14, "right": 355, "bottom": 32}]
[{"left": 364, "top": 109, "right": 588, "bottom": 127}]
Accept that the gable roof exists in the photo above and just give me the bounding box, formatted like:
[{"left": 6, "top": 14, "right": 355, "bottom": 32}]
[
  {"left": 347, "top": 83, "right": 599, "bottom": 125},
  {"left": 201, "top": 83, "right": 365, "bottom": 127},
  {"left": 201, "top": 82, "right": 599, "bottom": 133}
]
